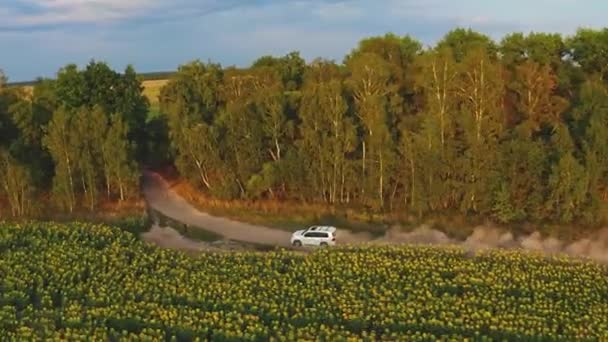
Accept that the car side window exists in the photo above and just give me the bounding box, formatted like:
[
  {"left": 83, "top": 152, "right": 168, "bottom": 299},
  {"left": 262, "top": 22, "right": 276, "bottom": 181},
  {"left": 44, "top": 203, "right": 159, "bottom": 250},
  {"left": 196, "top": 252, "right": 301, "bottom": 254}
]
[{"left": 306, "top": 232, "right": 326, "bottom": 238}]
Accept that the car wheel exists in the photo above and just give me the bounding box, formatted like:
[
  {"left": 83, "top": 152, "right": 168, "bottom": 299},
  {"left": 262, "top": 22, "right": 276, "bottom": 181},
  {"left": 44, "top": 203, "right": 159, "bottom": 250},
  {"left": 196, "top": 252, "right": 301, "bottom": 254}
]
[
  {"left": 292, "top": 240, "right": 302, "bottom": 247},
  {"left": 320, "top": 242, "right": 328, "bottom": 247}
]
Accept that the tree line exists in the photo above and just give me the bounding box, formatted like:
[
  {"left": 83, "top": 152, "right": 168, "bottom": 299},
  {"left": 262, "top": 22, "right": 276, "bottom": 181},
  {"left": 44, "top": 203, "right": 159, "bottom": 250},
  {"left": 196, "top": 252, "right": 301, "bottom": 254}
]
[
  {"left": 2, "top": 27, "right": 608, "bottom": 225},
  {"left": 0, "top": 63, "right": 146, "bottom": 215}
]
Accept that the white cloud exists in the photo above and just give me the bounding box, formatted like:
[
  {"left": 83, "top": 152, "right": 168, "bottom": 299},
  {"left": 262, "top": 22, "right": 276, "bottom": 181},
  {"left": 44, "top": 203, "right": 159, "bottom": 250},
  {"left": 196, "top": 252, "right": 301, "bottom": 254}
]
[
  {"left": 0, "top": 0, "right": 237, "bottom": 27},
  {"left": 386, "top": 0, "right": 441, "bottom": 19},
  {"left": 314, "top": 1, "right": 363, "bottom": 21},
  {"left": 0, "top": 0, "right": 160, "bottom": 27},
  {"left": 1, "top": 0, "right": 356, "bottom": 28}
]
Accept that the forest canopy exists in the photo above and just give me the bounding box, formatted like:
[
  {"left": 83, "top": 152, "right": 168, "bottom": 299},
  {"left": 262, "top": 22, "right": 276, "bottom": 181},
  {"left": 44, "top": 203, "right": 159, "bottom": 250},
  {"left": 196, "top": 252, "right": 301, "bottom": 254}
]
[{"left": 2, "top": 27, "right": 608, "bottom": 225}]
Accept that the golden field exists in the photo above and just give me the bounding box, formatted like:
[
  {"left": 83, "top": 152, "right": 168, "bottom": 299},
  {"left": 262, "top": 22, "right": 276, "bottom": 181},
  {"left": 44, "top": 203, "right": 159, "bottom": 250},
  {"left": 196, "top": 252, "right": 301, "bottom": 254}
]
[{"left": 16, "top": 79, "right": 169, "bottom": 107}]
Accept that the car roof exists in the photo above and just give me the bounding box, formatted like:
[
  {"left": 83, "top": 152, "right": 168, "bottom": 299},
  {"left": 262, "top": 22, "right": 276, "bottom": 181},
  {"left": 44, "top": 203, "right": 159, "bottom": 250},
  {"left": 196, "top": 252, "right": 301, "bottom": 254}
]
[{"left": 307, "top": 225, "right": 336, "bottom": 233}]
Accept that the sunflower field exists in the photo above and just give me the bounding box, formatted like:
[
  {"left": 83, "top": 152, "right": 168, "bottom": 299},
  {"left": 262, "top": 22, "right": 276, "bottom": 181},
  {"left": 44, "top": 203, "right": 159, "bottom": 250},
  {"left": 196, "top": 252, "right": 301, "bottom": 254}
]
[{"left": 0, "top": 222, "right": 607, "bottom": 341}]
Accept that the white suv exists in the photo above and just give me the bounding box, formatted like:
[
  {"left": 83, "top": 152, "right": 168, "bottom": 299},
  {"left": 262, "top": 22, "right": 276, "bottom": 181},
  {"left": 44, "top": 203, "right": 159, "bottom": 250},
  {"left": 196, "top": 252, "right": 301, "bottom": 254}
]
[{"left": 291, "top": 226, "right": 337, "bottom": 247}]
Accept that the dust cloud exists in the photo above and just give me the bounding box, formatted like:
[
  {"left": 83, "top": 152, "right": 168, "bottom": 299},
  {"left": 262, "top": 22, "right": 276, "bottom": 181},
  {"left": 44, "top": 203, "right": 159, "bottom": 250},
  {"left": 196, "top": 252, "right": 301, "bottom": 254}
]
[
  {"left": 362, "top": 224, "right": 608, "bottom": 264},
  {"left": 142, "top": 224, "right": 608, "bottom": 263}
]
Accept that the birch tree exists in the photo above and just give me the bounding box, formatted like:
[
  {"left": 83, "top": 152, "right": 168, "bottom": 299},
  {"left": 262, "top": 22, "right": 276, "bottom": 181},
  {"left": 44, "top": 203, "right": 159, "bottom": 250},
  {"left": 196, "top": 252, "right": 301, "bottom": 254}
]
[
  {"left": 455, "top": 47, "right": 505, "bottom": 213},
  {"left": 0, "top": 149, "right": 33, "bottom": 217},
  {"left": 299, "top": 60, "right": 357, "bottom": 203},
  {"left": 104, "top": 113, "right": 139, "bottom": 201},
  {"left": 160, "top": 61, "right": 223, "bottom": 192},
  {"left": 43, "top": 107, "right": 76, "bottom": 212},
  {"left": 346, "top": 53, "right": 398, "bottom": 208},
  {"left": 218, "top": 68, "right": 265, "bottom": 198}
]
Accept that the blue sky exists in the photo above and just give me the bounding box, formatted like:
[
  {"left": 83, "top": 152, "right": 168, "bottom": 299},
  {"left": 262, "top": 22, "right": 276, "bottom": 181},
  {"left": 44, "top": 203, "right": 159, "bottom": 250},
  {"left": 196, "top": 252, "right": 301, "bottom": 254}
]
[{"left": 1, "top": 0, "right": 606, "bottom": 82}]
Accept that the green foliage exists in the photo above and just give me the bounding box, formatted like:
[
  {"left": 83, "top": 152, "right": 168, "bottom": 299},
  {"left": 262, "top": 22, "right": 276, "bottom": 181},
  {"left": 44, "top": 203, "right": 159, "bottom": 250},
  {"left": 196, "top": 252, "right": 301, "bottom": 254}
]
[
  {"left": 298, "top": 60, "right": 356, "bottom": 203},
  {"left": 0, "top": 149, "right": 34, "bottom": 217},
  {"left": 252, "top": 51, "right": 306, "bottom": 90},
  {"left": 104, "top": 113, "right": 140, "bottom": 201},
  {"left": 436, "top": 28, "right": 497, "bottom": 62},
  {"left": 109, "top": 216, "right": 152, "bottom": 235},
  {"left": 568, "top": 28, "right": 608, "bottom": 80},
  {"left": 143, "top": 115, "right": 172, "bottom": 168},
  {"left": 492, "top": 183, "right": 524, "bottom": 223},
  {"left": 5, "top": 27, "right": 608, "bottom": 226},
  {"left": 1, "top": 222, "right": 608, "bottom": 340},
  {"left": 42, "top": 107, "right": 77, "bottom": 212},
  {"left": 147, "top": 27, "right": 608, "bottom": 225},
  {"left": 496, "top": 137, "right": 548, "bottom": 221},
  {"left": 42, "top": 105, "right": 139, "bottom": 212},
  {"left": 4, "top": 81, "right": 55, "bottom": 187},
  {"left": 160, "top": 61, "right": 224, "bottom": 193},
  {"left": 55, "top": 61, "right": 149, "bottom": 160},
  {"left": 501, "top": 32, "right": 566, "bottom": 68}
]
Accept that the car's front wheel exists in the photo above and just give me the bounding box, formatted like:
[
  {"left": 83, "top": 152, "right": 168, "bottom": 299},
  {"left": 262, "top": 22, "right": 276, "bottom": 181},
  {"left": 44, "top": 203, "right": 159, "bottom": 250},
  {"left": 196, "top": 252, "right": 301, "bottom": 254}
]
[
  {"left": 292, "top": 240, "right": 302, "bottom": 247},
  {"left": 320, "top": 242, "right": 328, "bottom": 247}
]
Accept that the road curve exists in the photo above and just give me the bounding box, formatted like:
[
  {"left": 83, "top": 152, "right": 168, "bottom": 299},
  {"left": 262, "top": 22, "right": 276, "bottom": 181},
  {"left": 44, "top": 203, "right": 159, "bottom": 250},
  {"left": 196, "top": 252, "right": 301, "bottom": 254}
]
[{"left": 142, "top": 171, "right": 293, "bottom": 247}]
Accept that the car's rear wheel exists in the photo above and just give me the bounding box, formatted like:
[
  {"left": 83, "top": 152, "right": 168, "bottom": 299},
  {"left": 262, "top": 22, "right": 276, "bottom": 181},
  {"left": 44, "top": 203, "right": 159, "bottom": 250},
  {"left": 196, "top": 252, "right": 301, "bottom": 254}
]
[
  {"left": 292, "top": 240, "right": 302, "bottom": 247},
  {"left": 320, "top": 242, "right": 328, "bottom": 247}
]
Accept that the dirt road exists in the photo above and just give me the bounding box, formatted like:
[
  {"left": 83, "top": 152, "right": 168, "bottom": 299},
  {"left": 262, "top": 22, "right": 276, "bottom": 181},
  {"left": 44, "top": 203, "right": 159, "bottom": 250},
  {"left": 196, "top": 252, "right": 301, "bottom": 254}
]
[
  {"left": 142, "top": 171, "right": 293, "bottom": 247},
  {"left": 142, "top": 171, "right": 608, "bottom": 263}
]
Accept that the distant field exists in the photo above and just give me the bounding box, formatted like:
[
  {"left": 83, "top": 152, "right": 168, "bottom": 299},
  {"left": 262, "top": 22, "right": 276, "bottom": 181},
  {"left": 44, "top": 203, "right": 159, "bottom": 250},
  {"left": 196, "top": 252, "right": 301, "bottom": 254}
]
[
  {"left": 14, "top": 79, "right": 169, "bottom": 111},
  {"left": 142, "top": 79, "right": 168, "bottom": 107}
]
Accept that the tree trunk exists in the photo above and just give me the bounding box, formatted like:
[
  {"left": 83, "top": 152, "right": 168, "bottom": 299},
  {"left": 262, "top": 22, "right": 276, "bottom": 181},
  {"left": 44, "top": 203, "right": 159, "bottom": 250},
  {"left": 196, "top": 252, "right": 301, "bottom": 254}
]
[
  {"left": 410, "top": 156, "right": 416, "bottom": 210},
  {"left": 194, "top": 159, "right": 211, "bottom": 190},
  {"left": 275, "top": 137, "right": 281, "bottom": 161},
  {"left": 66, "top": 156, "right": 74, "bottom": 213},
  {"left": 362, "top": 140, "right": 366, "bottom": 174},
  {"left": 118, "top": 175, "right": 125, "bottom": 201},
  {"left": 268, "top": 148, "right": 278, "bottom": 162},
  {"left": 389, "top": 182, "right": 398, "bottom": 212},
  {"left": 340, "top": 159, "right": 346, "bottom": 204},
  {"left": 361, "top": 140, "right": 366, "bottom": 199},
  {"left": 236, "top": 178, "right": 246, "bottom": 198},
  {"left": 88, "top": 173, "right": 96, "bottom": 211},
  {"left": 379, "top": 153, "right": 384, "bottom": 208},
  {"left": 105, "top": 173, "right": 111, "bottom": 199},
  {"left": 81, "top": 174, "right": 88, "bottom": 210},
  {"left": 331, "top": 155, "right": 338, "bottom": 204}
]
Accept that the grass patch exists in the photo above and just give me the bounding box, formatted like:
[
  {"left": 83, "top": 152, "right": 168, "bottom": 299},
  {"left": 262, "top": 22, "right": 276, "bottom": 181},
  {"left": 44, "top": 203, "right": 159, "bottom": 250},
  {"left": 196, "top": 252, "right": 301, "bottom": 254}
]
[
  {"left": 178, "top": 225, "right": 221, "bottom": 243},
  {"left": 107, "top": 216, "right": 152, "bottom": 235}
]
